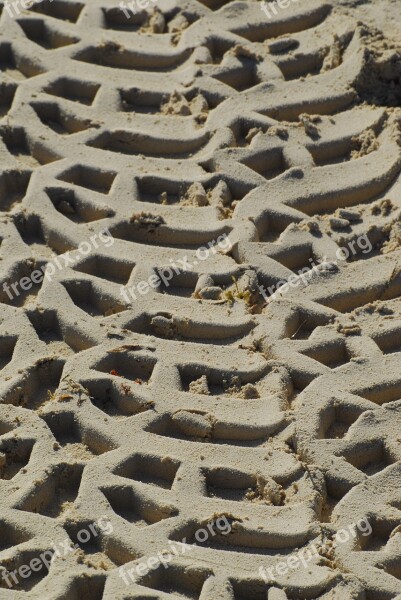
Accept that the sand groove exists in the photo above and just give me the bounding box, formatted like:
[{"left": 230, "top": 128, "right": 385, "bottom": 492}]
[{"left": 0, "top": 0, "right": 400, "bottom": 598}]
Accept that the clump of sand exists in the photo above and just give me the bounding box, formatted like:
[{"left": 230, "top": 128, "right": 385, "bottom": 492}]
[
  {"left": 130, "top": 212, "right": 165, "bottom": 231},
  {"left": 189, "top": 375, "right": 210, "bottom": 395},
  {"left": 140, "top": 9, "right": 165, "bottom": 33},
  {"left": 245, "top": 475, "right": 285, "bottom": 506},
  {"left": 351, "top": 128, "right": 379, "bottom": 158},
  {"left": 161, "top": 91, "right": 209, "bottom": 123},
  {"left": 354, "top": 25, "right": 401, "bottom": 106}
]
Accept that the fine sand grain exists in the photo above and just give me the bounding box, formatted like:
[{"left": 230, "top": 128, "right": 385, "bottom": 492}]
[{"left": 0, "top": 0, "right": 400, "bottom": 598}]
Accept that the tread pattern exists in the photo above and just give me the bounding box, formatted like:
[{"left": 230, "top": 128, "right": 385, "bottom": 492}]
[{"left": 0, "top": 0, "right": 400, "bottom": 598}]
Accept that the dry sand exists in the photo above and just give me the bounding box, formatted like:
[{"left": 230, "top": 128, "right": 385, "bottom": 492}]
[{"left": 0, "top": 0, "right": 400, "bottom": 598}]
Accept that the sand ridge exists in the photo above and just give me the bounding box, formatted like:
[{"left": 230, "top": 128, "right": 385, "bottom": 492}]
[{"left": 0, "top": 0, "right": 400, "bottom": 598}]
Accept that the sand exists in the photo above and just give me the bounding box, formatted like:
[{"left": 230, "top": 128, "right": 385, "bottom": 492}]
[{"left": 0, "top": 0, "right": 400, "bottom": 598}]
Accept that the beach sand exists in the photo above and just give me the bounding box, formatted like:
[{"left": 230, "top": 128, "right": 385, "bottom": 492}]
[{"left": 0, "top": 0, "right": 400, "bottom": 597}]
